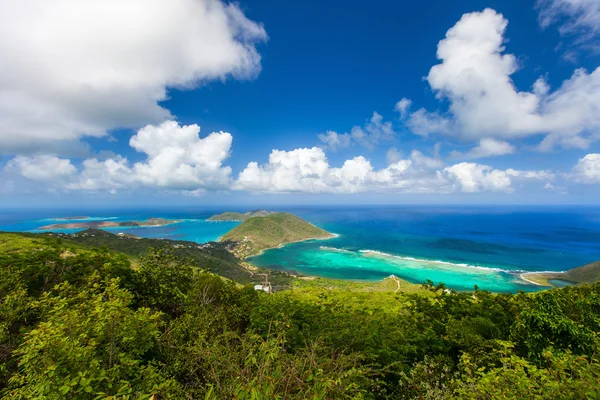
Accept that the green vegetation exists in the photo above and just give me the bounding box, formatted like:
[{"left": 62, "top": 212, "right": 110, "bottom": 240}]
[
  {"left": 1, "top": 231, "right": 599, "bottom": 399},
  {"left": 220, "top": 212, "right": 334, "bottom": 258},
  {"left": 208, "top": 210, "right": 270, "bottom": 221},
  {"left": 522, "top": 260, "right": 600, "bottom": 286},
  {"left": 46, "top": 228, "right": 294, "bottom": 287}
]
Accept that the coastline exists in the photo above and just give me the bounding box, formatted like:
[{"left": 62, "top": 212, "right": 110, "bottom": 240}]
[
  {"left": 244, "top": 232, "right": 339, "bottom": 259},
  {"left": 518, "top": 271, "right": 564, "bottom": 287}
]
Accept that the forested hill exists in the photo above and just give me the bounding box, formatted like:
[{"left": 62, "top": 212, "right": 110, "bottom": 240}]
[
  {"left": 220, "top": 212, "right": 334, "bottom": 258},
  {"left": 0, "top": 231, "right": 600, "bottom": 398},
  {"left": 16, "top": 228, "right": 294, "bottom": 286},
  {"left": 0, "top": 232, "right": 600, "bottom": 400}
]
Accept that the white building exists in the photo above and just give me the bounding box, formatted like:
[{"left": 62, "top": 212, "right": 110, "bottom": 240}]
[{"left": 253, "top": 284, "right": 271, "bottom": 293}]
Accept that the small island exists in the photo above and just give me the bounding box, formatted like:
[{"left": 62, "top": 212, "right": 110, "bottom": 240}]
[
  {"left": 218, "top": 212, "right": 335, "bottom": 258},
  {"left": 208, "top": 210, "right": 271, "bottom": 221},
  {"left": 38, "top": 218, "right": 182, "bottom": 231}
]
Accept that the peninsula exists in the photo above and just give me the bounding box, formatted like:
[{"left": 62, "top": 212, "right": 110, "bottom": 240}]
[
  {"left": 38, "top": 218, "right": 182, "bottom": 231},
  {"left": 521, "top": 260, "right": 600, "bottom": 287},
  {"left": 208, "top": 210, "right": 271, "bottom": 221},
  {"left": 218, "top": 212, "right": 335, "bottom": 258}
]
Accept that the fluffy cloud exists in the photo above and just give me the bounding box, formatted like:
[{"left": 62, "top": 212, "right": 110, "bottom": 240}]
[
  {"left": 571, "top": 153, "right": 600, "bottom": 183},
  {"left": 401, "top": 9, "right": 600, "bottom": 150},
  {"left": 537, "top": 0, "right": 600, "bottom": 48},
  {"left": 233, "top": 147, "right": 448, "bottom": 194},
  {"left": 318, "top": 112, "right": 395, "bottom": 150},
  {"left": 441, "top": 163, "right": 552, "bottom": 193},
  {"left": 452, "top": 138, "right": 516, "bottom": 159},
  {"left": 7, "top": 121, "right": 234, "bottom": 192},
  {"left": 128, "top": 121, "right": 232, "bottom": 189},
  {"left": 0, "top": 0, "right": 267, "bottom": 154},
  {"left": 233, "top": 146, "right": 550, "bottom": 194},
  {"left": 6, "top": 155, "right": 77, "bottom": 182},
  {"left": 443, "top": 163, "right": 512, "bottom": 193}
]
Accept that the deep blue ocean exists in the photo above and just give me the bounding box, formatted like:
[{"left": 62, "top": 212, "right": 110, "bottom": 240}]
[{"left": 2, "top": 206, "right": 599, "bottom": 292}]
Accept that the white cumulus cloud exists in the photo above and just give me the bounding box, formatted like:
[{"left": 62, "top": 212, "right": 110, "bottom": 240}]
[
  {"left": 0, "top": 0, "right": 267, "bottom": 154},
  {"left": 129, "top": 121, "right": 232, "bottom": 189},
  {"left": 402, "top": 9, "right": 600, "bottom": 150},
  {"left": 571, "top": 153, "right": 600, "bottom": 183},
  {"left": 443, "top": 163, "right": 513, "bottom": 193},
  {"left": 233, "top": 146, "right": 550, "bottom": 194},
  {"left": 233, "top": 147, "right": 449, "bottom": 194},
  {"left": 7, "top": 121, "right": 234, "bottom": 192},
  {"left": 6, "top": 155, "right": 77, "bottom": 182},
  {"left": 72, "top": 156, "right": 136, "bottom": 191}
]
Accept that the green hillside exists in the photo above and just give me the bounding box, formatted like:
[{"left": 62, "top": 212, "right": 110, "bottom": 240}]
[
  {"left": 9, "top": 229, "right": 294, "bottom": 287},
  {"left": 561, "top": 260, "right": 600, "bottom": 284},
  {"left": 1, "top": 231, "right": 599, "bottom": 399},
  {"left": 220, "top": 212, "right": 333, "bottom": 258},
  {"left": 522, "top": 260, "right": 600, "bottom": 286}
]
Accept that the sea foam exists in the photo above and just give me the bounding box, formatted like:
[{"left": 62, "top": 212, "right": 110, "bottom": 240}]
[{"left": 358, "top": 249, "right": 517, "bottom": 273}]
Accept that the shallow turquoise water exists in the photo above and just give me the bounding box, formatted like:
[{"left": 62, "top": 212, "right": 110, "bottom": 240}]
[{"left": 250, "top": 243, "right": 539, "bottom": 292}]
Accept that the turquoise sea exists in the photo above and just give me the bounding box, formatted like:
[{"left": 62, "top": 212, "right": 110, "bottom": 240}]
[{"left": 1, "top": 206, "right": 599, "bottom": 292}]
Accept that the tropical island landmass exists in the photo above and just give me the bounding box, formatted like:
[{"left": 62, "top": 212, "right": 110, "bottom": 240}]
[
  {"left": 218, "top": 211, "right": 336, "bottom": 258},
  {"left": 37, "top": 217, "right": 182, "bottom": 231},
  {"left": 207, "top": 209, "right": 271, "bottom": 221}
]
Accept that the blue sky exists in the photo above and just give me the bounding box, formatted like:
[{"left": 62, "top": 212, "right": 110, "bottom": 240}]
[{"left": 0, "top": 0, "right": 599, "bottom": 206}]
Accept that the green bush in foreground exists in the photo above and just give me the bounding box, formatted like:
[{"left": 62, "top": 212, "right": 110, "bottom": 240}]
[{"left": 0, "top": 235, "right": 599, "bottom": 399}]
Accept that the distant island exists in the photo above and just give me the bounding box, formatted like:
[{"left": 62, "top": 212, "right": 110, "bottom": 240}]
[
  {"left": 52, "top": 216, "right": 91, "bottom": 221},
  {"left": 38, "top": 218, "right": 182, "bottom": 231},
  {"left": 218, "top": 212, "right": 335, "bottom": 258},
  {"left": 208, "top": 210, "right": 271, "bottom": 221},
  {"left": 521, "top": 260, "right": 600, "bottom": 287}
]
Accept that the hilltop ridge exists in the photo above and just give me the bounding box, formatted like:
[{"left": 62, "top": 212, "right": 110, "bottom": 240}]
[
  {"left": 219, "top": 212, "right": 334, "bottom": 258},
  {"left": 208, "top": 210, "right": 271, "bottom": 221}
]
